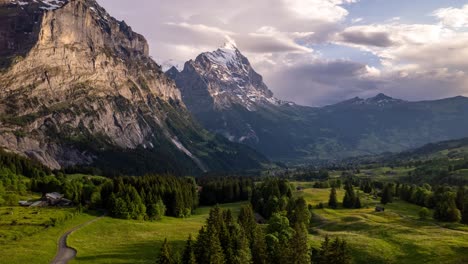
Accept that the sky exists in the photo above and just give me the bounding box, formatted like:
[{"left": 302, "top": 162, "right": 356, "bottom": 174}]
[{"left": 97, "top": 0, "right": 468, "bottom": 106}]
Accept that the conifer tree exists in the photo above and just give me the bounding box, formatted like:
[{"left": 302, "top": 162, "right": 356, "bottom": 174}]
[
  {"left": 182, "top": 235, "right": 197, "bottom": 264},
  {"left": 328, "top": 187, "right": 338, "bottom": 209},
  {"left": 251, "top": 227, "right": 267, "bottom": 264},
  {"left": 354, "top": 195, "right": 362, "bottom": 209},
  {"left": 238, "top": 204, "right": 257, "bottom": 242},
  {"left": 158, "top": 238, "right": 173, "bottom": 264},
  {"left": 456, "top": 186, "right": 465, "bottom": 212},
  {"left": 381, "top": 185, "right": 393, "bottom": 205},
  {"left": 289, "top": 223, "right": 310, "bottom": 264},
  {"left": 207, "top": 231, "right": 225, "bottom": 264},
  {"left": 462, "top": 200, "right": 468, "bottom": 224}
]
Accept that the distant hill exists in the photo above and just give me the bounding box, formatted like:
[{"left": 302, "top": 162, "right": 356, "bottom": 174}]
[{"left": 391, "top": 137, "right": 468, "bottom": 161}]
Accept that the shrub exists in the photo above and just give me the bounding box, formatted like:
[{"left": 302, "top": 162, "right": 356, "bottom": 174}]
[{"left": 419, "top": 207, "right": 430, "bottom": 220}]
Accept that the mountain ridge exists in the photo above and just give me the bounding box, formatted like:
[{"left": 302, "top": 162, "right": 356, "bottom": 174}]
[
  {"left": 168, "top": 44, "right": 468, "bottom": 164},
  {"left": 0, "top": 0, "right": 269, "bottom": 175}
]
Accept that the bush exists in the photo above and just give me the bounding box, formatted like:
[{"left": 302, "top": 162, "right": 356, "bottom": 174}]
[{"left": 419, "top": 207, "right": 430, "bottom": 220}]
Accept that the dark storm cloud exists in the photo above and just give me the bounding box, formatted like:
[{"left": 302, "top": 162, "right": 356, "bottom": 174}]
[{"left": 339, "top": 30, "right": 395, "bottom": 47}]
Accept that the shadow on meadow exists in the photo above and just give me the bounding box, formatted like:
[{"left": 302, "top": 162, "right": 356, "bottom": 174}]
[{"left": 74, "top": 239, "right": 187, "bottom": 263}]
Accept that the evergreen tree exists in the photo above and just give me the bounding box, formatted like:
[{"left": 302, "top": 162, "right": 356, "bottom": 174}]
[
  {"left": 328, "top": 187, "right": 338, "bottom": 209},
  {"left": 354, "top": 195, "right": 362, "bottom": 209},
  {"left": 462, "top": 200, "right": 468, "bottom": 224},
  {"left": 182, "top": 235, "right": 197, "bottom": 264},
  {"left": 158, "top": 238, "right": 174, "bottom": 264},
  {"left": 342, "top": 183, "right": 356, "bottom": 208},
  {"left": 381, "top": 185, "right": 393, "bottom": 205},
  {"left": 207, "top": 231, "right": 225, "bottom": 264},
  {"left": 312, "top": 236, "right": 351, "bottom": 264},
  {"left": 456, "top": 186, "right": 465, "bottom": 212},
  {"left": 238, "top": 204, "right": 257, "bottom": 243},
  {"left": 251, "top": 227, "right": 267, "bottom": 264},
  {"left": 289, "top": 223, "right": 310, "bottom": 264}
]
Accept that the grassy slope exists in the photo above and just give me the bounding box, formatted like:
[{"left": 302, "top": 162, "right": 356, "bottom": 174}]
[
  {"left": 68, "top": 203, "right": 247, "bottom": 264},
  {"left": 0, "top": 207, "right": 97, "bottom": 264},
  {"left": 297, "top": 187, "right": 468, "bottom": 264}
]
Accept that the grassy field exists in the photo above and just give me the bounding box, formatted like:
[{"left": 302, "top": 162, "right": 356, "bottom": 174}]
[
  {"left": 0, "top": 207, "right": 98, "bottom": 264},
  {"left": 68, "top": 202, "right": 247, "bottom": 264},
  {"left": 296, "top": 187, "right": 468, "bottom": 264},
  {"left": 1, "top": 186, "right": 467, "bottom": 264}
]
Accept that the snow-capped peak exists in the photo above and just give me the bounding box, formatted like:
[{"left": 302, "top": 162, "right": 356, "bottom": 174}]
[
  {"left": 222, "top": 36, "right": 238, "bottom": 51},
  {"left": 8, "top": 0, "right": 69, "bottom": 10}
]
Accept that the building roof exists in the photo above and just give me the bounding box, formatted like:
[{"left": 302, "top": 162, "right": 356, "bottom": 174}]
[{"left": 46, "top": 192, "right": 64, "bottom": 200}]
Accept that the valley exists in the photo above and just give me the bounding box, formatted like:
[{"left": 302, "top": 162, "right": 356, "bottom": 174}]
[{"left": 0, "top": 1, "right": 467, "bottom": 264}]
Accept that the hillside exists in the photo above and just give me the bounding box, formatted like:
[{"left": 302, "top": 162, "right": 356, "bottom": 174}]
[{"left": 0, "top": 0, "right": 268, "bottom": 175}]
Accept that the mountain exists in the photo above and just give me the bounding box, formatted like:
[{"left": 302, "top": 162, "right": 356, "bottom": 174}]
[
  {"left": 168, "top": 41, "right": 324, "bottom": 162},
  {"left": 0, "top": 0, "right": 268, "bottom": 175},
  {"left": 168, "top": 43, "right": 468, "bottom": 164}
]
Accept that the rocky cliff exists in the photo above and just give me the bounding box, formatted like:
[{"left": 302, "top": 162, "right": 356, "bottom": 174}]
[{"left": 0, "top": 0, "right": 268, "bottom": 174}]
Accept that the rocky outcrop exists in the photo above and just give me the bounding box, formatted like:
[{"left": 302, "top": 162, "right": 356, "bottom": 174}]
[{"left": 0, "top": 0, "right": 268, "bottom": 173}]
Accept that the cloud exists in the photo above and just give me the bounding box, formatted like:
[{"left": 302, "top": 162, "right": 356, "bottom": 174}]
[
  {"left": 338, "top": 29, "right": 395, "bottom": 47},
  {"left": 97, "top": 0, "right": 354, "bottom": 59},
  {"left": 96, "top": 0, "right": 468, "bottom": 106},
  {"left": 433, "top": 4, "right": 468, "bottom": 28}
]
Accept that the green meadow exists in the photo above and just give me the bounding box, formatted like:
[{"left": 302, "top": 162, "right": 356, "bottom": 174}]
[
  {"left": 0, "top": 207, "right": 97, "bottom": 264},
  {"left": 297, "top": 187, "right": 468, "bottom": 264},
  {"left": 1, "top": 187, "right": 467, "bottom": 264},
  {"left": 68, "top": 202, "right": 247, "bottom": 264}
]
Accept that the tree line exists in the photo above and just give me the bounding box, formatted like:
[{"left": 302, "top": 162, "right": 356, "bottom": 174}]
[{"left": 198, "top": 177, "right": 253, "bottom": 206}]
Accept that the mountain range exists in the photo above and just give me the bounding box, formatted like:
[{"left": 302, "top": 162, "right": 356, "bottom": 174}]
[
  {"left": 168, "top": 41, "right": 468, "bottom": 164},
  {"left": 0, "top": 0, "right": 268, "bottom": 175},
  {"left": 1, "top": 0, "right": 468, "bottom": 175}
]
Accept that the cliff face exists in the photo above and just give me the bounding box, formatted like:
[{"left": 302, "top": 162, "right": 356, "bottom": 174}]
[{"left": 0, "top": 0, "right": 268, "bottom": 173}]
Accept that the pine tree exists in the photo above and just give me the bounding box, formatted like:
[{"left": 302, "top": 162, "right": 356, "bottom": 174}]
[
  {"left": 251, "top": 227, "right": 267, "bottom": 264},
  {"left": 462, "top": 200, "right": 468, "bottom": 224},
  {"left": 456, "top": 186, "right": 465, "bottom": 212},
  {"left": 238, "top": 204, "right": 257, "bottom": 242},
  {"left": 328, "top": 187, "right": 338, "bottom": 209},
  {"left": 158, "top": 238, "right": 173, "bottom": 264},
  {"left": 182, "top": 235, "right": 197, "bottom": 264},
  {"left": 207, "top": 231, "right": 225, "bottom": 264},
  {"left": 342, "top": 183, "right": 356, "bottom": 209},
  {"left": 381, "top": 185, "right": 393, "bottom": 205},
  {"left": 289, "top": 223, "right": 310, "bottom": 264},
  {"left": 354, "top": 195, "right": 362, "bottom": 209}
]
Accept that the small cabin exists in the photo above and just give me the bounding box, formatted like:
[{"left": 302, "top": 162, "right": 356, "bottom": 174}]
[{"left": 375, "top": 206, "right": 385, "bottom": 212}]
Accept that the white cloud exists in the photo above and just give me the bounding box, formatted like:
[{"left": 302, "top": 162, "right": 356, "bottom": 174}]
[
  {"left": 96, "top": 0, "right": 468, "bottom": 105},
  {"left": 282, "top": 0, "right": 357, "bottom": 23},
  {"left": 433, "top": 4, "right": 468, "bottom": 28}
]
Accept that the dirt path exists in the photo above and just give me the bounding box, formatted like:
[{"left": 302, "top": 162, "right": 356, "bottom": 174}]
[{"left": 51, "top": 214, "right": 106, "bottom": 264}]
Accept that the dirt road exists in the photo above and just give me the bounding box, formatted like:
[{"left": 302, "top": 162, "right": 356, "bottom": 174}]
[{"left": 50, "top": 214, "right": 105, "bottom": 264}]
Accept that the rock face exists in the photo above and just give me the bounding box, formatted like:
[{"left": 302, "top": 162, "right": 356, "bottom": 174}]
[
  {"left": 0, "top": 0, "right": 268, "bottom": 174},
  {"left": 169, "top": 43, "right": 468, "bottom": 165}
]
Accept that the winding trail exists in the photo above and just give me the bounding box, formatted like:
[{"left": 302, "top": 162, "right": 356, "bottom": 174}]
[{"left": 51, "top": 214, "right": 106, "bottom": 264}]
